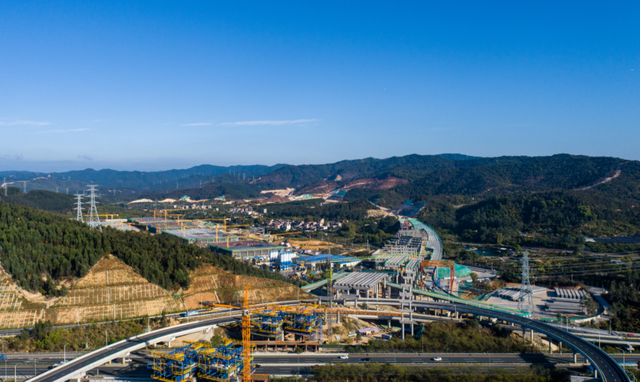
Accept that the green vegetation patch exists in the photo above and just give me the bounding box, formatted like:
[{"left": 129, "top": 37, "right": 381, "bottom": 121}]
[
  {"left": 308, "top": 364, "right": 569, "bottom": 382},
  {"left": 0, "top": 202, "right": 302, "bottom": 295}
]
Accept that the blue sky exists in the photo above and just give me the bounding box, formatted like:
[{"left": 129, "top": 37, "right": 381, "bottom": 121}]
[{"left": 1, "top": 1, "right": 638, "bottom": 171}]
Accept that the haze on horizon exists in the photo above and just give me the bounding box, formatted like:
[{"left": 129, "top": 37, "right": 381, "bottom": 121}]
[{"left": 1, "top": 1, "right": 638, "bottom": 172}]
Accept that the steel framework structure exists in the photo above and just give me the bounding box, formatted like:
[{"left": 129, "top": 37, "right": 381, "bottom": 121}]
[
  {"left": 86, "top": 185, "right": 101, "bottom": 229},
  {"left": 73, "top": 194, "right": 84, "bottom": 222},
  {"left": 518, "top": 252, "right": 534, "bottom": 315}
]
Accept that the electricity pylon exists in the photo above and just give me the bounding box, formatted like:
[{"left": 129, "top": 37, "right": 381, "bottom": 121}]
[
  {"left": 74, "top": 194, "right": 84, "bottom": 222},
  {"left": 86, "top": 185, "right": 101, "bottom": 230},
  {"left": 518, "top": 252, "right": 534, "bottom": 315}
]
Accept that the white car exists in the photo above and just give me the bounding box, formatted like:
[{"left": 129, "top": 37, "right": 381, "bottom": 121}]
[
  {"left": 432, "top": 357, "right": 442, "bottom": 362},
  {"left": 339, "top": 355, "right": 349, "bottom": 360}
]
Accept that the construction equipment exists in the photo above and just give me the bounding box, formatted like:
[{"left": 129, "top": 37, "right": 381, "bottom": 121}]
[
  {"left": 150, "top": 341, "right": 210, "bottom": 382},
  {"left": 421, "top": 259, "right": 456, "bottom": 293},
  {"left": 196, "top": 339, "right": 247, "bottom": 382},
  {"left": 223, "top": 225, "right": 249, "bottom": 248},
  {"left": 209, "top": 286, "right": 254, "bottom": 382},
  {"left": 204, "top": 289, "right": 406, "bottom": 380},
  {"left": 159, "top": 209, "right": 187, "bottom": 221}
]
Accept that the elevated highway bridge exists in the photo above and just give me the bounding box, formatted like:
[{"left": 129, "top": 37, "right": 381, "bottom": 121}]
[{"left": 26, "top": 298, "right": 629, "bottom": 382}]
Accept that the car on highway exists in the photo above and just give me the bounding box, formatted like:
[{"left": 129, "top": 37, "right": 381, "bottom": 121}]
[
  {"left": 360, "top": 358, "right": 371, "bottom": 362},
  {"left": 432, "top": 357, "right": 442, "bottom": 362},
  {"left": 339, "top": 355, "right": 349, "bottom": 360}
]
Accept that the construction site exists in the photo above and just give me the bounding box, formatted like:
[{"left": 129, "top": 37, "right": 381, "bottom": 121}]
[{"left": 0, "top": 189, "right": 602, "bottom": 382}]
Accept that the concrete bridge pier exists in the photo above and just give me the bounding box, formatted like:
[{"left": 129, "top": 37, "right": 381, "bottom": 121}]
[{"left": 573, "top": 353, "right": 578, "bottom": 363}]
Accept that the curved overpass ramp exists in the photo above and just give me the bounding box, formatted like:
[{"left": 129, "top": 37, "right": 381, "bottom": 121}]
[
  {"left": 364, "top": 299, "right": 628, "bottom": 382},
  {"left": 27, "top": 300, "right": 628, "bottom": 382},
  {"left": 27, "top": 314, "right": 241, "bottom": 382},
  {"left": 404, "top": 218, "right": 442, "bottom": 260}
]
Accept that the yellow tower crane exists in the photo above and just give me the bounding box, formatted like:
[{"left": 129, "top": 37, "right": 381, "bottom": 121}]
[
  {"left": 211, "top": 286, "right": 254, "bottom": 382},
  {"left": 158, "top": 208, "right": 187, "bottom": 221},
  {"left": 223, "top": 225, "right": 249, "bottom": 248},
  {"left": 209, "top": 289, "right": 404, "bottom": 381}
]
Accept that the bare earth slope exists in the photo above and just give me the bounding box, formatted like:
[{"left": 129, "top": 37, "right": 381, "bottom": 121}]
[
  {"left": 181, "top": 264, "right": 312, "bottom": 310},
  {"left": 0, "top": 256, "right": 308, "bottom": 328}
]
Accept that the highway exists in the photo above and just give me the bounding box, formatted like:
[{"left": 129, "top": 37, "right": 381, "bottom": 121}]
[
  {"left": 9, "top": 352, "right": 640, "bottom": 380},
  {"left": 364, "top": 299, "right": 629, "bottom": 382},
  {"left": 24, "top": 299, "right": 630, "bottom": 382},
  {"left": 26, "top": 314, "right": 241, "bottom": 382}
]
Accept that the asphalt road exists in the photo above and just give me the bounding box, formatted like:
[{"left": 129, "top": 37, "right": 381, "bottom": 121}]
[
  {"left": 412, "top": 301, "right": 629, "bottom": 382},
  {"left": 23, "top": 299, "right": 629, "bottom": 382},
  {"left": 26, "top": 315, "right": 241, "bottom": 382},
  {"left": 11, "top": 352, "right": 640, "bottom": 380}
]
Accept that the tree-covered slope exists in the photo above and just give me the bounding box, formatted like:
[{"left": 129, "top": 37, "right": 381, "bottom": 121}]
[
  {"left": 0, "top": 188, "right": 75, "bottom": 213},
  {"left": 0, "top": 202, "right": 300, "bottom": 295},
  {"left": 141, "top": 182, "right": 260, "bottom": 201},
  {"left": 417, "top": 189, "right": 640, "bottom": 247},
  {"left": 345, "top": 154, "right": 627, "bottom": 207}
]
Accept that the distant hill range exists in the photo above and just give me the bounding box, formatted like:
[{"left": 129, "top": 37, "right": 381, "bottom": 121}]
[
  {"left": 2, "top": 154, "right": 638, "bottom": 207},
  {"left": 0, "top": 164, "right": 287, "bottom": 193}
]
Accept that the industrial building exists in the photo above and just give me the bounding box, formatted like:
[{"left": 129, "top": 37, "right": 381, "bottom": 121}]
[
  {"left": 163, "top": 228, "right": 237, "bottom": 246},
  {"left": 269, "top": 250, "right": 296, "bottom": 270},
  {"left": 210, "top": 240, "right": 283, "bottom": 260},
  {"left": 293, "top": 254, "right": 361, "bottom": 269}
]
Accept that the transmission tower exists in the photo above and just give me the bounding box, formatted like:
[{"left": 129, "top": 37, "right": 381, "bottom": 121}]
[
  {"left": 517, "top": 252, "right": 534, "bottom": 315},
  {"left": 73, "top": 194, "right": 84, "bottom": 222},
  {"left": 327, "top": 248, "right": 333, "bottom": 307},
  {"left": 86, "top": 185, "right": 101, "bottom": 229}
]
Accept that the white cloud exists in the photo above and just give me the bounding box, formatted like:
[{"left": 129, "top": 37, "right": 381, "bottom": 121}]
[
  {"left": 78, "top": 154, "right": 93, "bottom": 161},
  {"left": 219, "top": 119, "right": 320, "bottom": 126},
  {"left": 0, "top": 120, "right": 51, "bottom": 126},
  {"left": 45, "top": 128, "right": 90, "bottom": 133},
  {"left": 182, "top": 122, "right": 212, "bottom": 126}
]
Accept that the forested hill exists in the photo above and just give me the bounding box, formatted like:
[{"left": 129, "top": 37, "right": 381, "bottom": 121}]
[
  {"left": 0, "top": 202, "right": 299, "bottom": 295},
  {"left": 0, "top": 188, "right": 74, "bottom": 213},
  {"left": 257, "top": 154, "right": 626, "bottom": 194},
  {"left": 140, "top": 181, "right": 260, "bottom": 201},
  {"left": 342, "top": 155, "right": 634, "bottom": 206}
]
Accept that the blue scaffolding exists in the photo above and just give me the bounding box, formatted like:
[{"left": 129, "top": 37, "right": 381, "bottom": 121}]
[{"left": 197, "top": 339, "right": 249, "bottom": 382}]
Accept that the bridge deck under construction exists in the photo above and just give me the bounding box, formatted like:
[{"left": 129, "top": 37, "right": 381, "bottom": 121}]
[{"left": 334, "top": 272, "right": 388, "bottom": 291}]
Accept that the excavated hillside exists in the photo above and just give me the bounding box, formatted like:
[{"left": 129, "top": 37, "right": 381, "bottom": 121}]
[
  {"left": 48, "top": 255, "right": 183, "bottom": 324},
  {"left": 181, "top": 264, "right": 313, "bottom": 310},
  {"left": 0, "top": 264, "right": 45, "bottom": 328},
  {"left": 0, "top": 256, "right": 309, "bottom": 329}
]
